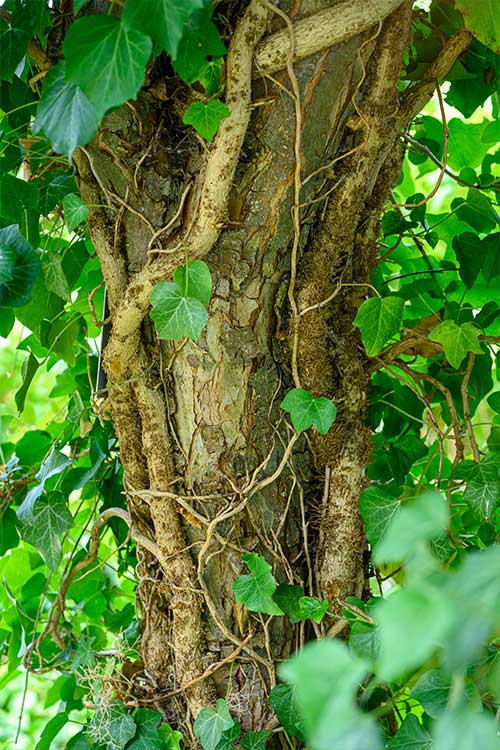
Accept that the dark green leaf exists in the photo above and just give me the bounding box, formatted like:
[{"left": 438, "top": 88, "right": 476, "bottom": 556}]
[
  {"left": 64, "top": 17, "right": 153, "bottom": 120},
  {"left": 182, "top": 100, "right": 231, "bottom": 141},
  {"left": 173, "top": 9, "right": 225, "bottom": 84},
  {"left": 268, "top": 684, "right": 303, "bottom": 740},
  {"left": 63, "top": 193, "right": 89, "bottom": 232},
  {"left": 122, "top": 0, "right": 206, "bottom": 58},
  {"left": 387, "top": 715, "right": 432, "bottom": 750},
  {"left": 411, "top": 669, "right": 450, "bottom": 719},
  {"left": 353, "top": 296, "right": 404, "bottom": 356},
  {"left": 359, "top": 486, "right": 401, "bottom": 546},
  {"left": 33, "top": 62, "right": 99, "bottom": 160},
  {"left": 18, "top": 491, "right": 73, "bottom": 570},
  {"left": 35, "top": 712, "right": 69, "bottom": 750},
  {"left": 280, "top": 388, "right": 336, "bottom": 434},
  {"left": 240, "top": 731, "right": 271, "bottom": 750},
  {"left": 17, "top": 447, "right": 73, "bottom": 523},
  {"left": 0, "top": 225, "right": 40, "bottom": 308},
  {"left": 232, "top": 553, "right": 283, "bottom": 615},
  {"left": 126, "top": 709, "right": 163, "bottom": 750},
  {"left": 14, "top": 352, "right": 39, "bottom": 414}
]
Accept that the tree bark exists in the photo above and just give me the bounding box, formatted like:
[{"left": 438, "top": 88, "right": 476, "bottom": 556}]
[{"left": 71, "top": 0, "right": 470, "bottom": 735}]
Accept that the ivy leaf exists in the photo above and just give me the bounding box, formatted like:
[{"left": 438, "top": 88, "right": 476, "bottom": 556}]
[
  {"left": 158, "top": 724, "right": 183, "bottom": 750},
  {"left": 272, "top": 584, "right": 328, "bottom": 623},
  {"left": 0, "top": 175, "right": 40, "bottom": 244},
  {"left": 194, "top": 699, "right": 234, "bottom": 750},
  {"left": 353, "top": 296, "right": 405, "bottom": 357},
  {"left": 92, "top": 702, "right": 137, "bottom": 749},
  {"left": 232, "top": 553, "right": 283, "bottom": 615},
  {"left": 126, "top": 709, "right": 163, "bottom": 750},
  {"left": 32, "top": 62, "right": 99, "bottom": 160},
  {"left": 281, "top": 388, "right": 336, "bottom": 434},
  {"left": 183, "top": 100, "right": 231, "bottom": 141},
  {"left": 0, "top": 225, "right": 40, "bottom": 308},
  {"left": 35, "top": 712, "right": 69, "bottom": 750},
  {"left": 359, "top": 486, "right": 402, "bottom": 546},
  {"left": 429, "top": 319, "right": 483, "bottom": 369},
  {"left": 150, "top": 281, "right": 208, "bottom": 341},
  {"left": 63, "top": 193, "right": 89, "bottom": 232},
  {"left": 42, "top": 252, "right": 71, "bottom": 302},
  {"left": 374, "top": 491, "right": 448, "bottom": 564},
  {"left": 0, "top": 1, "right": 45, "bottom": 81},
  {"left": 63, "top": 17, "right": 153, "bottom": 120},
  {"left": 411, "top": 669, "right": 451, "bottom": 719},
  {"left": 198, "top": 59, "right": 224, "bottom": 96},
  {"left": 268, "top": 684, "right": 303, "bottom": 740},
  {"left": 14, "top": 352, "right": 39, "bottom": 414},
  {"left": 173, "top": 9, "right": 226, "bottom": 84},
  {"left": 122, "top": 0, "right": 206, "bottom": 59},
  {"left": 17, "top": 447, "right": 73, "bottom": 523},
  {"left": 240, "top": 731, "right": 271, "bottom": 750},
  {"left": 17, "top": 491, "right": 73, "bottom": 570},
  {"left": 173, "top": 260, "right": 212, "bottom": 307},
  {"left": 455, "top": 0, "right": 500, "bottom": 54},
  {"left": 66, "top": 730, "right": 98, "bottom": 749},
  {"left": 456, "top": 453, "right": 500, "bottom": 520},
  {"left": 387, "top": 715, "right": 432, "bottom": 750},
  {"left": 298, "top": 597, "right": 328, "bottom": 624}
]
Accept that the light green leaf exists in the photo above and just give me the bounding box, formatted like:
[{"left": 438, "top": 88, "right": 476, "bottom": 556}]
[
  {"left": 42, "top": 252, "right": 71, "bottom": 302},
  {"left": 150, "top": 281, "right": 208, "bottom": 341},
  {"left": 359, "top": 486, "right": 402, "bottom": 546},
  {"left": 387, "top": 715, "right": 432, "bottom": 750},
  {"left": 194, "top": 699, "right": 234, "bottom": 750},
  {"left": 376, "top": 584, "right": 455, "bottom": 680},
  {"left": 232, "top": 553, "right": 283, "bottom": 615},
  {"left": 429, "top": 320, "right": 483, "bottom": 369},
  {"left": 240, "top": 731, "right": 271, "bottom": 750},
  {"left": 126, "top": 709, "right": 163, "bottom": 750},
  {"left": 173, "top": 260, "right": 212, "bottom": 307},
  {"left": 35, "top": 713, "right": 69, "bottom": 750},
  {"left": 374, "top": 492, "right": 448, "bottom": 564},
  {"left": 349, "top": 621, "right": 379, "bottom": 661},
  {"left": 122, "top": 0, "right": 206, "bottom": 58},
  {"left": 63, "top": 193, "right": 89, "bottom": 232},
  {"left": 18, "top": 491, "right": 73, "bottom": 570},
  {"left": 297, "top": 597, "right": 328, "bottom": 624},
  {"left": 0, "top": 225, "right": 40, "bottom": 308},
  {"left": 32, "top": 62, "right": 99, "bottom": 159},
  {"left": 158, "top": 724, "right": 183, "bottom": 750},
  {"left": 64, "top": 17, "right": 153, "bottom": 120},
  {"left": 280, "top": 388, "right": 336, "bottom": 434},
  {"left": 353, "top": 296, "right": 404, "bottom": 357},
  {"left": 455, "top": 0, "right": 500, "bottom": 54},
  {"left": 433, "top": 708, "right": 499, "bottom": 750},
  {"left": 268, "top": 684, "right": 303, "bottom": 740},
  {"left": 182, "top": 100, "right": 231, "bottom": 141}
]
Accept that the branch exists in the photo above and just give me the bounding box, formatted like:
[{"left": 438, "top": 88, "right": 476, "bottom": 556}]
[{"left": 254, "top": 0, "right": 406, "bottom": 75}]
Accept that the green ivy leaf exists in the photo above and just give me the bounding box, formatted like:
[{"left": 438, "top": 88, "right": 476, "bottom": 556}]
[
  {"left": 348, "top": 621, "right": 379, "bottom": 661},
  {"left": 173, "top": 9, "right": 226, "bottom": 84},
  {"left": 387, "top": 714, "right": 432, "bottom": 750},
  {"left": 64, "top": 17, "right": 153, "bottom": 120},
  {"left": 63, "top": 193, "right": 89, "bottom": 232},
  {"left": 35, "top": 712, "right": 70, "bottom": 750},
  {"left": 122, "top": 0, "right": 206, "bottom": 58},
  {"left": 374, "top": 492, "right": 448, "bottom": 565},
  {"left": 0, "top": 1, "right": 46, "bottom": 81},
  {"left": 158, "top": 724, "right": 183, "bottom": 750},
  {"left": 297, "top": 597, "right": 328, "bottom": 624},
  {"left": 173, "top": 260, "right": 212, "bottom": 307},
  {"left": 0, "top": 175, "right": 40, "bottom": 244},
  {"left": 240, "top": 731, "right": 271, "bottom": 750},
  {"left": 353, "top": 296, "right": 405, "bottom": 357},
  {"left": 232, "top": 553, "right": 283, "bottom": 615},
  {"left": 182, "top": 100, "right": 231, "bottom": 141},
  {"left": 198, "top": 59, "right": 223, "bottom": 96},
  {"left": 194, "top": 699, "right": 234, "bottom": 750},
  {"left": 268, "top": 684, "right": 303, "bottom": 740},
  {"left": 150, "top": 281, "right": 208, "bottom": 341},
  {"left": 456, "top": 453, "right": 500, "bottom": 520},
  {"left": 280, "top": 388, "right": 336, "bottom": 434},
  {"left": 272, "top": 584, "right": 328, "bottom": 623},
  {"left": 17, "top": 447, "right": 73, "bottom": 523},
  {"left": 411, "top": 669, "right": 451, "bottom": 719},
  {"left": 18, "top": 491, "right": 73, "bottom": 570},
  {"left": 429, "top": 320, "right": 483, "bottom": 369},
  {"left": 66, "top": 730, "right": 98, "bottom": 749},
  {"left": 42, "top": 252, "right": 71, "bottom": 302},
  {"left": 359, "top": 486, "right": 402, "bottom": 546},
  {"left": 0, "top": 225, "right": 40, "bottom": 308},
  {"left": 455, "top": 0, "right": 500, "bottom": 54},
  {"left": 0, "top": 508, "right": 19, "bottom": 555},
  {"left": 14, "top": 351, "right": 39, "bottom": 414},
  {"left": 32, "top": 62, "right": 99, "bottom": 160},
  {"left": 126, "top": 709, "right": 163, "bottom": 750}
]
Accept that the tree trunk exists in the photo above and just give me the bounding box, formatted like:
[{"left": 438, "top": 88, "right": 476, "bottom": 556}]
[{"left": 71, "top": 0, "right": 468, "bottom": 736}]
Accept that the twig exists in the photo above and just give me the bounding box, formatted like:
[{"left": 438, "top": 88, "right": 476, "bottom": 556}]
[{"left": 461, "top": 353, "right": 481, "bottom": 463}]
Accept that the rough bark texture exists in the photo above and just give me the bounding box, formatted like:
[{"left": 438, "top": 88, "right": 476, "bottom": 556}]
[{"left": 70, "top": 0, "right": 470, "bottom": 737}]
